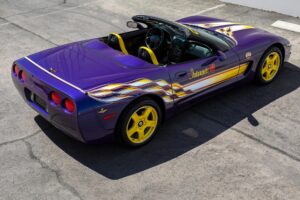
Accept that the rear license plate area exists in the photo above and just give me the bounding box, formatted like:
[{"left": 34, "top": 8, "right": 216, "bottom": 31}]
[
  {"left": 33, "top": 94, "right": 47, "bottom": 111},
  {"left": 25, "top": 88, "right": 48, "bottom": 112}
]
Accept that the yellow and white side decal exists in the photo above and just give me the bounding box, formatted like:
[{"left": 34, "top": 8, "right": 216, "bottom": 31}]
[{"left": 88, "top": 63, "right": 250, "bottom": 103}]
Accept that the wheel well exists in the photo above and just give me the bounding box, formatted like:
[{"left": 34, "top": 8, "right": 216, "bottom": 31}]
[
  {"left": 258, "top": 43, "right": 285, "bottom": 68},
  {"left": 271, "top": 43, "right": 285, "bottom": 61},
  {"left": 116, "top": 94, "right": 166, "bottom": 128}
]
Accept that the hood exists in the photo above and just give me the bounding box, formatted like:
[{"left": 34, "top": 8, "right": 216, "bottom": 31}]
[
  {"left": 27, "top": 39, "right": 156, "bottom": 90},
  {"left": 177, "top": 16, "right": 275, "bottom": 47}
]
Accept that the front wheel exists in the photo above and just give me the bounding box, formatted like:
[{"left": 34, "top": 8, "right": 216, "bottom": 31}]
[
  {"left": 256, "top": 47, "right": 283, "bottom": 84},
  {"left": 116, "top": 98, "right": 162, "bottom": 147}
]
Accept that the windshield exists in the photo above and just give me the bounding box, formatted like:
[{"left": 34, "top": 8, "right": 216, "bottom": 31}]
[{"left": 184, "top": 24, "right": 236, "bottom": 47}]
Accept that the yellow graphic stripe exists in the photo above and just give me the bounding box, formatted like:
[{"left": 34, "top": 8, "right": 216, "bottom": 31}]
[
  {"left": 184, "top": 66, "right": 239, "bottom": 92},
  {"left": 110, "top": 32, "right": 128, "bottom": 55},
  {"left": 130, "top": 78, "right": 153, "bottom": 86},
  {"left": 238, "top": 63, "right": 249, "bottom": 75},
  {"left": 88, "top": 63, "right": 250, "bottom": 103}
]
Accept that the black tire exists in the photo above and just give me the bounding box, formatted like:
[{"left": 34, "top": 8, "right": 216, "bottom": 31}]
[
  {"left": 116, "top": 97, "right": 162, "bottom": 147},
  {"left": 256, "top": 46, "right": 283, "bottom": 85}
]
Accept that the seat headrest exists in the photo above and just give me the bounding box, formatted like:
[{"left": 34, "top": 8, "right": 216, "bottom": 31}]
[{"left": 138, "top": 47, "right": 159, "bottom": 65}]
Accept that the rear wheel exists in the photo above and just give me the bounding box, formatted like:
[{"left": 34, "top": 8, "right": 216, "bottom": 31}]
[
  {"left": 116, "top": 98, "right": 162, "bottom": 147},
  {"left": 256, "top": 47, "right": 283, "bottom": 84}
]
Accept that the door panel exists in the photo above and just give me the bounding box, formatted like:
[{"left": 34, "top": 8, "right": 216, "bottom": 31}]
[{"left": 167, "top": 50, "right": 240, "bottom": 103}]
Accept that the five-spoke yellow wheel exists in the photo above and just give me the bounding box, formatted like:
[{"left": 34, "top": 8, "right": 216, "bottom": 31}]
[
  {"left": 261, "top": 52, "right": 280, "bottom": 81},
  {"left": 117, "top": 98, "right": 162, "bottom": 147},
  {"left": 126, "top": 106, "right": 158, "bottom": 144},
  {"left": 257, "top": 47, "right": 282, "bottom": 84}
]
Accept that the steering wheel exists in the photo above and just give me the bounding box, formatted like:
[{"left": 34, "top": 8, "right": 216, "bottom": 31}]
[{"left": 145, "top": 27, "right": 165, "bottom": 51}]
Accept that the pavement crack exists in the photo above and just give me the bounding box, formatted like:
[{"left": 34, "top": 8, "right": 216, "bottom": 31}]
[
  {"left": 0, "top": 130, "right": 41, "bottom": 148},
  {"left": 0, "top": 123, "right": 54, "bottom": 148},
  {"left": 0, "top": 16, "right": 58, "bottom": 46},
  {"left": 23, "top": 140, "right": 83, "bottom": 200},
  {"left": 11, "top": 22, "right": 58, "bottom": 46},
  {"left": 192, "top": 110, "right": 300, "bottom": 163}
]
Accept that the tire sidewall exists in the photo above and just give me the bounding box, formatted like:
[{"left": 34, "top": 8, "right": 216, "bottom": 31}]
[
  {"left": 256, "top": 47, "right": 283, "bottom": 84},
  {"left": 116, "top": 98, "right": 162, "bottom": 147}
]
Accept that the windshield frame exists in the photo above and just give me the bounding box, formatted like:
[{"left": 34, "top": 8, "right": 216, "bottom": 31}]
[{"left": 184, "top": 24, "right": 236, "bottom": 48}]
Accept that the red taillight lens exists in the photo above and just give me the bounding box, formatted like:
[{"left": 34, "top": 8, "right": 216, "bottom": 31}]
[
  {"left": 13, "top": 64, "right": 19, "bottom": 75},
  {"left": 50, "top": 92, "right": 61, "bottom": 105},
  {"left": 19, "top": 70, "right": 26, "bottom": 81},
  {"left": 64, "top": 99, "right": 75, "bottom": 113}
]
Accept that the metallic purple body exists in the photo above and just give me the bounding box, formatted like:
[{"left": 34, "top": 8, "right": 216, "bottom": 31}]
[{"left": 11, "top": 15, "right": 291, "bottom": 143}]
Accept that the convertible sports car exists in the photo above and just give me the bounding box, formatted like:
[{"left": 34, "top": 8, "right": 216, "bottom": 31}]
[{"left": 12, "top": 15, "right": 291, "bottom": 146}]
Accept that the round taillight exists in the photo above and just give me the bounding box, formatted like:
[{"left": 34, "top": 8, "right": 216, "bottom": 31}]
[
  {"left": 13, "top": 64, "right": 19, "bottom": 75},
  {"left": 64, "top": 99, "right": 75, "bottom": 113},
  {"left": 19, "top": 70, "right": 26, "bottom": 81},
  {"left": 50, "top": 92, "right": 61, "bottom": 105}
]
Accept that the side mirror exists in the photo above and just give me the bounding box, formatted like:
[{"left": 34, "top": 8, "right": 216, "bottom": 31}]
[
  {"left": 217, "top": 50, "right": 227, "bottom": 61},
  {"left": 126, "top": 21, "right": 138, "bottom": 29}
]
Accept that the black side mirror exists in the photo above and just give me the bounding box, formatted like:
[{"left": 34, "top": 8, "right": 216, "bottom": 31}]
[
  {"left": 217, "top": 50, "right": 227, "bottom": 61},
  {"left": 126, "top": 21, "right": 138, "bottom": 29}
]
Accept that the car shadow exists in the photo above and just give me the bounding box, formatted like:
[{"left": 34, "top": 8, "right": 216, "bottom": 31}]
[{"left": 35, "top": 62, "right": 300, "bottom": 180}]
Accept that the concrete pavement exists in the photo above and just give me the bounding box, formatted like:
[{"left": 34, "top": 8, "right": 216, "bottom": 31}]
[{"left": 0, "top": 0, "right": 300, "bottom": 199}]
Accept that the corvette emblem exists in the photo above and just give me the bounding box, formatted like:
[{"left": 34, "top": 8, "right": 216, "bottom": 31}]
[
  {"left": 98, "top": 108, "right": 108, "bottom": 114},
  {"left": 49, "top": 67, "right": 57, "bottom": 73}
]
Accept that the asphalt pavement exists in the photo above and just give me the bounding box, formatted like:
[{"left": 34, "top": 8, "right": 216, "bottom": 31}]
[{"left": 0, "top": 0, "right": 300, "bottom": 199}]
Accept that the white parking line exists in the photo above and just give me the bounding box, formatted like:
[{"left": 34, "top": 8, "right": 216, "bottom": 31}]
[
  {"left": 272, "top": 20, "right": 300, "bottom": 33},
  {"left": 191, "top": 4, "right": 226, "bottom": 15}
]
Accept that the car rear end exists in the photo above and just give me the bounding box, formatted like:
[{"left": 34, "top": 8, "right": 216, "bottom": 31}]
[{"left": 11, "top": 57, "right": 87, "bottom": 142}]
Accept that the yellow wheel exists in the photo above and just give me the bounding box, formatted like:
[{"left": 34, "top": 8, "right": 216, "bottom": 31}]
[
  {"left": 117, "top": 98, "right": 162, "bottom": 147},
  {"left": 126, "top": 106, "right": 158, "bottom": 144},
  {"left": 257, "top": 47, "right": 282, "bottom": 84},
  {"left": 261, "top": 52, "right": 280, "bottom": 81}
]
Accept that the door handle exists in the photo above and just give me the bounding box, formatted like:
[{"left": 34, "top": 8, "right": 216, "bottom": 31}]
[{"left": 175, "top": 71, "right": 187, "bottom": 79}]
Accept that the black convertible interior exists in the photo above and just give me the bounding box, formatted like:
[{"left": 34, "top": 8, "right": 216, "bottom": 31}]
[{"left": 100, "top": 15, "right": 232, "bottom": 65}]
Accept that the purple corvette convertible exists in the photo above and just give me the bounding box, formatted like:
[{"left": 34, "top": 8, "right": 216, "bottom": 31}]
[{"left": 12, "top": 15, "right": 291, "bottom": 146}]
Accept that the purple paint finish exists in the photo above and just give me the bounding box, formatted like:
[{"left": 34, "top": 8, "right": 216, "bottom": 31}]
[
  {"left": 11, "top": 15, "right": 291, "bottom": 143},
  {"left": 28, "top": 39, "right": 159, "bottom": 90}
]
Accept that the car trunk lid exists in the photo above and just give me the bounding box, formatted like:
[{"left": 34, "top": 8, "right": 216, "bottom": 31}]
[{"left": 26, "top": 39, "right": 154, "bottom": 90}]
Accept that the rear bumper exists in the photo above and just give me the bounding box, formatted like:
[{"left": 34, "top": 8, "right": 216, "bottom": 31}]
[
  {"left": 12, "top": 65, "right": 85, "bottom": 142},
  {"left": 12, "top": 58, "right": 114, "bottom": 143}
]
